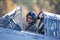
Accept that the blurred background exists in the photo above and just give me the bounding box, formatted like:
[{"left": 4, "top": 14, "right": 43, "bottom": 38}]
[{"left": 0, "top": 0, "right": 60, "bottom": 30}]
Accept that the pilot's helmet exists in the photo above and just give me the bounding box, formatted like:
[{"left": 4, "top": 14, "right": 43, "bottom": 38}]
[{"left": 26, "top": 11, "right": 37, "bottom": 23}]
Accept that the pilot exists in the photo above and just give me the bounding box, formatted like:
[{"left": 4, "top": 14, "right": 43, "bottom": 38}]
[{"left": 25, "top": 11, "right": 38, "bottom": 33}]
